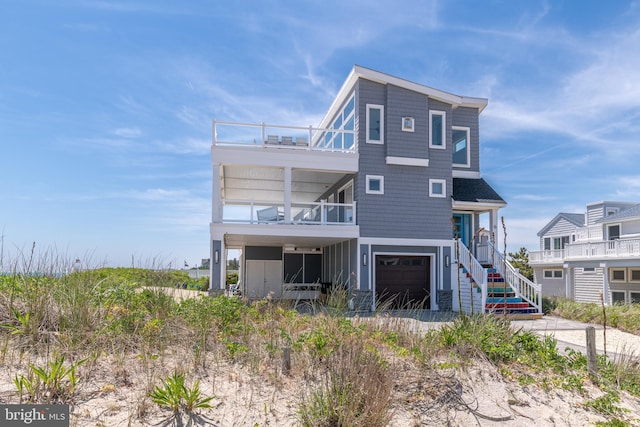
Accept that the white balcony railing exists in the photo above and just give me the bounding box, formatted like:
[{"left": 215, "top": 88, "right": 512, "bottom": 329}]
[
  {"left": 213, "top": 120, "right": 357, "bottom": 153},
  {"left": 221, "top": 200, "right": 356, "bottom": 225},
  {"left": 530, "top": 237, "right": 640, "bottom": 263}
]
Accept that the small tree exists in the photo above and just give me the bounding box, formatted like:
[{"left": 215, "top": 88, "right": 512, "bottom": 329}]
[{"left": 508, "top": 247, "right": 534, "bottom": 281}]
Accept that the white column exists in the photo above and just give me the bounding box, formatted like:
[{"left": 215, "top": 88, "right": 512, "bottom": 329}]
[
  {"left": 212, "top": 163, "right": 222, "bottom": 223},
  {"left": 490, "top": 209, "right": 499, "bottom": 246},
  {"left": 284, "top": 167, "right": 292, "bottom": 223},
  {"left": 601, "top": 262, "right": 610, "bottom": 305}
]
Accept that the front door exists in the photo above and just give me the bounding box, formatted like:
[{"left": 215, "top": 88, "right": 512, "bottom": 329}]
[{"left": 452, "top": 213, "right": 471, "bottom": 247}]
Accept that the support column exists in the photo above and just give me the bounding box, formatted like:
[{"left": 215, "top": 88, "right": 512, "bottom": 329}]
[
  {"left": 601, "top": 262, "right": 610, "bottom": 305},
  {"left": 284, "top": 167, "right": 292, "bottom": 223},
  {"left": 212, "top": 163, "right": 222, "bottom": 223},
  {"left": 490, "top": 208, "right": 499, "bottom": 246}
]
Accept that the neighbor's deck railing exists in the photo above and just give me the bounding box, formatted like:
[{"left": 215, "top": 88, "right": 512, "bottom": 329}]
[
  {"left": 530, "top": 237, "right": 640, "bottom": 263},
  {"left": 213, "top": 120, "right": 357, "bottom": 153},
  {"left": 221, "top": 200, "right": 356, "bottom": 225}
]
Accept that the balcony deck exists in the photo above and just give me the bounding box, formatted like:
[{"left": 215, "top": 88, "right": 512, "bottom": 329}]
[{"left": 530, "top": 238, "right": 640, "bottom": 264}]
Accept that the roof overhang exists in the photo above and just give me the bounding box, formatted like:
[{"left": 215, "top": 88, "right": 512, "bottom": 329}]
[{"left": 319, "top": 65, "right": 489, "bottom": 129}]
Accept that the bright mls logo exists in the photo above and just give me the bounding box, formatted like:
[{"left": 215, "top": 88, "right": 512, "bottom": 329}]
[{"left": 1, "top": 405, "right": 69, "bottom": 426}]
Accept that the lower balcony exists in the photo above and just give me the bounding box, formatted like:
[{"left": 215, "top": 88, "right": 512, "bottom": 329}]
[{"left": 222, "top": 200, "right": 356, "bottom": 225}]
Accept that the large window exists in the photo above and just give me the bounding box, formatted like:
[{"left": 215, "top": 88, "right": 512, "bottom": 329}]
[
  {"left": 608, "top": 224, "right": 621, "bottom": 240},
  {"left": 452, "top": 126, "right": 470, "bottom": 167},
  {"left": 366, "top": 104, "right": 384, "bottom": 144},
  {"left": 429, "top": 110, "right": 445, "bottom": 149},
  {"left": 324, "top": 94, "right": 355, "bottom": 150}
]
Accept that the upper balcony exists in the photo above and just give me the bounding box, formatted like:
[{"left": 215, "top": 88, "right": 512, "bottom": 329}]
[
  {"left": 213, "top": 120, "right": 357, "bottom": 151},
  {"left": 530, "top": 237, "right": 640, "bottom": 264}
]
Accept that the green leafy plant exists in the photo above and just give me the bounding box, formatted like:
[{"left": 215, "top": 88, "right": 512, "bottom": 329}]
[
  {"left": 149, "top": 371, "right": 213, "bottom": 415},
  {"left": 14, "top": 356, "right": 86, "bottom": 404}
]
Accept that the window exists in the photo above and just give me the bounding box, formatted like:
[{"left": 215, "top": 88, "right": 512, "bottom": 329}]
[
  {"left": 552, "top": 236, "right": 571, "bottom": 250},
  {"left": 429, "top": 179, "right": 446, "bottom": 198},
  {"left": 366, "top": 104, "right": 384, "bottom": 144},
  {"left": 366, "top": 175, "right": 384, "bottom": 194},
  {"left": 321, "top": 94, "right": 355, "bottom": 150},
  {"left": 544, "top": 237, "right": 551, "bottom": 251},
  {"left": 452, "top": 126, "right": 470, "bottom": 167},
  {"left": 610, "top": 268, "right": 626, "bottom": 283},
  {"left": 429, "top": 110, "right": 446, "bottom": 149},
  {"left": 631, "top": 292, "right": 640, "bottom": 304},
  {"left": 608, "top": 224, "right": 620, "bottom": 240},
  {"left": 611, "top": 291, "right": 626, "bottom": 305},
  {"left": 606, "top": 208, "right": 619, "bottom": 216},
  {"left": 629, "top": 268, "right": 640, "bottom": 283},
  {"left": 402, "top": 117, "right": 415, "bottom": 132},
  {"left": 583, "top": 267, "right": 596, "bottom": 274},
  {"left": 543, "top": 270, "right": 563, "bottom": 279}
]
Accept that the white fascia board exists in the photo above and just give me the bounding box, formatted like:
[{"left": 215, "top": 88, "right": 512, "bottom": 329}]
[
  {"left": 358, "top": 237, "right": 455, "bottom": 248},
  {"left": 353, "top": 66, "right": 488, "bottom": 113},
  {"left": 452, "top": 170, "right": 481, "bottom": 178},
  {"left": 213, "top": 146, "right": 359, "bottom": 172},
  {"left": 452, "top": 200, "right": 506, "bottom": 211},
  {"left": 318, "top": 68, "right": 360, "bottom": 129},
  {"left": 385, "top": 156, "right": 429, "bottom": 167}
]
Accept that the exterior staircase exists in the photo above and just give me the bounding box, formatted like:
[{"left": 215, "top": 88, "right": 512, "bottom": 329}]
[
  {"left": 484, "top": 268, "right": 542, "bottom": 319},
  {"left": 457, "top": 240, "right": 542, "bottom": 320}
]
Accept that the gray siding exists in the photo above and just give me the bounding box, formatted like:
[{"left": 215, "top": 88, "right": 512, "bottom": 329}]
[
  {"left": 622, "top": 219, "right": 640, "bottom": 236},
  {"left": 386, "top": 85, "right": 428, "bottom": 159},
  {"left": 587, "top": 204, "right": 604, "bottom": 225},
  {"left": 356, "top": 80, "right": 455, "bottom": 239},
  {"left": 538, "top": 218, "right": 579, "bottom": 249},
  {"left": 574, "top": 268, "right": 604, "bottom": 303},
  {"left": 533, "top": 267, "right": 566, "bottom": 297}
]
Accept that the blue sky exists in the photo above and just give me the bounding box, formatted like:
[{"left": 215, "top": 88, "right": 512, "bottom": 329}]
[{"left": 2, "top": 0, "right": 640, "bottom": 268}]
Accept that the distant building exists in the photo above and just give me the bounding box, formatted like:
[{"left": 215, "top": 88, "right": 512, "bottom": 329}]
[{"left": 530, "top": 201, "right": 640, "bottom": 304}]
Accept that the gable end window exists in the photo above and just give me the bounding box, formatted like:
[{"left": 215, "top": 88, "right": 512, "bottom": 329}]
[
  {"left": 429, "top": 179, "right": 446, "bottom": 198},
  {"left": 366, "top": 104, "right": 384, "bottom": 144},
  {"left": 429, "top": 110, "right": 446, "bottom": 149},
  {"left": 402, "top": 116, "right": 415, "bottom": 132},
  {"left": 366, "top": 175, "right": 384, "bottom": 195},
  {"left": 452, "top": 126, "right": 470, "bottom": 167}
]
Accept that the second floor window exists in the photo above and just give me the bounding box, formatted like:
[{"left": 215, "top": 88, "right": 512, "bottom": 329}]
[
  {"left": 452, "top": 126, "right": 470, "bottom": 167},
  {"left": 366, "top": 104, "right": 384, "bottom": 144},
  {"left": 429, "top": 110, "right": 446, "bottom": 149}
]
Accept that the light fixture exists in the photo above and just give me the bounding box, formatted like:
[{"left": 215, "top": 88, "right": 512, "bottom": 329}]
[
  {"left": 362, "top": 253, "right": 368, "bottom": 266},
  {"left": 445, "top": 255, "right": 450, "bottom": 268},
  {"left": 214, "top": 250, "right": 220, "bottom": 264}
]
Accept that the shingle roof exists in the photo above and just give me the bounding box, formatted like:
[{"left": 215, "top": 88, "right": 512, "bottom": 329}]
[
  {"left": 452, "top": 178, "right": 505, "bottom": 204},
  {"left": 596, "top": 203, "right": 640, "bottom": 223}
]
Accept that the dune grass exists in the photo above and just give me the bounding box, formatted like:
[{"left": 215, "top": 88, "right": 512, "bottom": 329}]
[{"left": 1, "top": 262, "right": 640, "bottom": 425}]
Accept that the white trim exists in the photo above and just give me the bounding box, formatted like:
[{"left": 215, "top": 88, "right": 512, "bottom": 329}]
[
  {"left": 452, "top": 170, "right": 481, "bottom": 179},
  {"left": 429, "top": 179, "right": 446, "bottom": 198},
  {"left": 385, "top": 156, "right": 429, "bottom": 167},
  {"left": 451, "top": 200, "right": 506, "bottom": 210},
  {"left": 629, "top": 267, "right": 640, "bottom": 283},
  {"left": 366, "top": 175, "right": 384, "bottom": 195},
  {"left": 452, "top": 126, "right": 471, "bottom": 168},
  {"left": 402, "top": 116, "right": 415, "bottom": 132},
  {"left": 359, "top": 237, "right": 455, "bottom": 247},
  {"left": 429, "top": 110, "right": 446, "bottom": 149},
  {"left": 366, "top": 104, "right": 384, "bottom": 144}
]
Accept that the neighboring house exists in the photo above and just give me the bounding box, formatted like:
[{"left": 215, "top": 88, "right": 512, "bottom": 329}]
[
  {"left": 530, "top": 201, "right": 640, "bottom": 304},
  {"left": 209, "top": 65, "right": 540, "bottom": 315}
]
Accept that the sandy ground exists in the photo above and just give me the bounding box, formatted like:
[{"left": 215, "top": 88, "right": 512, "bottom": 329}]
[{"left": 1, "top": 290, "right": 639, "bottom": 426}]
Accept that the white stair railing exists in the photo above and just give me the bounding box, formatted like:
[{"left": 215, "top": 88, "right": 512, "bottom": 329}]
[
  {"left": 457, "top": 240, "right": 488, "bottom": 313},
  {"left": 488, "top": 241, "right": 542, "bottom": 313}
]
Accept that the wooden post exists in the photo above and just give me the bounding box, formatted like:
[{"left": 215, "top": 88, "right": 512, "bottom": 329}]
[
  {"left": 586, "top": 326, "right": 598, "bottom": 380},
  {"left": 282, "top": 346, "right": 291, "bottom": 375}
]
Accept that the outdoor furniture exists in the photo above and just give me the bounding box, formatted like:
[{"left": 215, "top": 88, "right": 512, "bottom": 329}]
[
  {"left": 257, "top": 206, "right": 284, "bottom": 222},
  {"left": 267, "top": 135, "right": 279, "bottom": 144}
]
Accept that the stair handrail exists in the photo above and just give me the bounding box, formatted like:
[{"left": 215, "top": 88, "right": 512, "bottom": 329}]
[
  {"left": 487, "top": 241, "right": 542, "bottom": 313},
  {"left": 456, "top": 240, "right": 488, "bottom": 313}
]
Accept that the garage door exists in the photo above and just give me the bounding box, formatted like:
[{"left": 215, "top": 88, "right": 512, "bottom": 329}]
[{"left": 375, "top": 255, "right": 430, "bottom": 309}]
